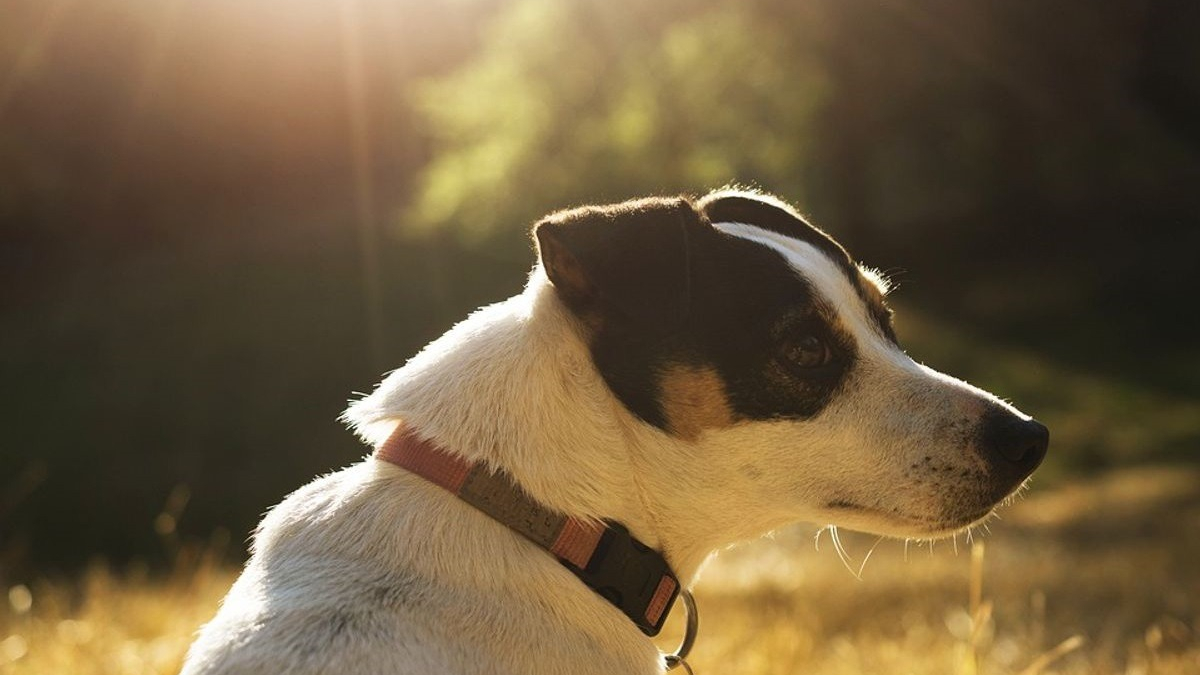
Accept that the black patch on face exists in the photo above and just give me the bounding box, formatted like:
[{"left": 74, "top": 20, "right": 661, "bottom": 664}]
[
  {"left": 698, "top": 194, "right": 898, "bottom": 344},
  {"left": 537, "top": 192, "right": 905, "bottom": 433},
  {"left": 588, "top": 212, "right": 859, "bottom": 429}
]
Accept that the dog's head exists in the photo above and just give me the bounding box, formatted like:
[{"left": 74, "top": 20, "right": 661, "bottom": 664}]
[{"left": 534, "top": 190, "right": 1047, "bottom": 539}]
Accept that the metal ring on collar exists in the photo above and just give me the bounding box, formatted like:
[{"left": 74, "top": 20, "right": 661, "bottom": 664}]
[{"left": 663, "top": 590, "right": 698, "bottom": 672}]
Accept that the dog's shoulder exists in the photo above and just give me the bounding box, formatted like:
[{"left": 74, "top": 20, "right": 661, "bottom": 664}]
[{"left": 183, "top": 462, "right": 448, "bottom": 674}]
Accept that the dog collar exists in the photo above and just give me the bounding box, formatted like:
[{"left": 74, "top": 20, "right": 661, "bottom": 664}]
[{"left": 374, "top": 424, "right": 688, "bottom": 641}]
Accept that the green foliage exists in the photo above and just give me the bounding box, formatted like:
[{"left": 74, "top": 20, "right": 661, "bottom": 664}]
[
  {"left": 410, "top": 0, "right": 829, "bottom": 242},
  {"left": 410, "top": 0, "right": 1200, "bottom": 394}
]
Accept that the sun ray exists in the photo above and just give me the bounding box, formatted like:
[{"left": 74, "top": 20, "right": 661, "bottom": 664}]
[
  {"left": 0, "top": 0, "right": 75, "bottom": 121},
  {"left": 99, "top": 0, "right": 185, "bottom": 202},
  {"left": 339, "top": 0, "right": 387, "bottom": 371}
]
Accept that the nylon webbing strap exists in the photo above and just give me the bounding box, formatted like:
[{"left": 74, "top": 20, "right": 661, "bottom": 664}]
[
  {"left": 377, "top": 426, "right": 604, "bottom": 568},
  {"left": 374, "top": 424, "right": 681, "bottom": 635}
]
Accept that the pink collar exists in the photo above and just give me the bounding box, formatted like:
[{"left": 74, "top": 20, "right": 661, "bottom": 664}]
[{"left": 374, "top": 424, "right": 681, "bottom": 637}]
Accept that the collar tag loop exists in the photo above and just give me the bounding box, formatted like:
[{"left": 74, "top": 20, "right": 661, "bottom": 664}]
[{"left": 663, "top": 590, "right": 699, "bottom": 672}]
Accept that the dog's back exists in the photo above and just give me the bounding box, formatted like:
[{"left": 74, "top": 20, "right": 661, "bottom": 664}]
[{"left": 184, "top": 461, "right": 656, "bottom": 675}]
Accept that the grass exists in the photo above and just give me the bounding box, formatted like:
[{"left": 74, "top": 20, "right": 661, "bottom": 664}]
[
  {"left": 0, "top": 551, "right": 232, "bottom": 675},
  {"left": 2, "top": 466, "right": 1198, "bottom": 675}
]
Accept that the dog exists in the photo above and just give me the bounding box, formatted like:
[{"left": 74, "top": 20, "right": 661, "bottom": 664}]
[{"left": 181, "top": 189, "right": 1048, "bottom": 675}]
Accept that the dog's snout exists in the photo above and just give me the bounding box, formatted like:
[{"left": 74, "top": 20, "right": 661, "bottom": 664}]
[{"left": 978, "top": 409, "right": 1049, "bottom": 479}]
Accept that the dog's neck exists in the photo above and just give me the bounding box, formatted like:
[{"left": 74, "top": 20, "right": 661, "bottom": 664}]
[{"left": 345, "top": 269, "right": 729, "bottom": 586}]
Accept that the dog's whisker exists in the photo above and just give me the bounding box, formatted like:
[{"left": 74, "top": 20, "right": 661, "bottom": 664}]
[
  {"left": 857, "top": 536, "right": 884, "bottom": 578},
  {"left": 828, "top": 525, "right": 861, "bottom": 579}
]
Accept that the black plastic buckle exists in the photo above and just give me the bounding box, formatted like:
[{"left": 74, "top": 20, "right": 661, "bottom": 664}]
[{"left": 565, "top": 521, "right": 681, "bottom": 636}]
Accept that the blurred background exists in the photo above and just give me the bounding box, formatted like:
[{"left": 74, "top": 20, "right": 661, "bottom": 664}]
[{"left": 2, "top": 0, "right": 1199, "bottom": 581}]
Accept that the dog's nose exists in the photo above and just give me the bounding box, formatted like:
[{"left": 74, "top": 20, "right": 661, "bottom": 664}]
[{"left": 978, "top": 409, "right": 1049, "bottom": 479}]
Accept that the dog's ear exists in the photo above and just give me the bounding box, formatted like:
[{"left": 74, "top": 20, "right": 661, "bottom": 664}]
[{"left": 534, "top": 197, "right": 700, "bottom": 333}]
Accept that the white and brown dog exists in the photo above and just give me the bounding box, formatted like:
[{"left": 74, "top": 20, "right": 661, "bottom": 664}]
[{"left": 181, "top": 190, "right": 1048, "bottom": 675}]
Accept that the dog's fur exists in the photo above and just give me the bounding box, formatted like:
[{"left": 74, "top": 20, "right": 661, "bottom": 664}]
[{"left": 181, "top": 189, "right": 1047, "bottom": 675}]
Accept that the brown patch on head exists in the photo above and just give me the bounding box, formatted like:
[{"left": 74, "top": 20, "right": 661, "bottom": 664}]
[{"left": 659, "top": 365, "right": 737, "bottom": 440}]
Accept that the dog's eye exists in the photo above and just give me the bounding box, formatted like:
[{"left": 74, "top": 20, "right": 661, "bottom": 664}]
[{"left": 782, "top": 334, "right": 831, "bottom": 369}]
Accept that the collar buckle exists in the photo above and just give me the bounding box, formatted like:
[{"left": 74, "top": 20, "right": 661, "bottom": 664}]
[{"left": 569, "top": 521, "right": 680, "bottom": 636}]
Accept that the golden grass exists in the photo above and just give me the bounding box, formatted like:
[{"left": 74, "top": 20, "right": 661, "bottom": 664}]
[
  {"left": 3, "top": 467, "right": 1198, "bottom": 675},
  {"left": 1, "top": 557, "right": 232, "bottom": 675}
]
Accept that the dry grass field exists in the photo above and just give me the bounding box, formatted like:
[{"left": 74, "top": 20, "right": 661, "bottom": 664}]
[{"left": 2, "top": 465, "right": 1197, "bottom": 675}]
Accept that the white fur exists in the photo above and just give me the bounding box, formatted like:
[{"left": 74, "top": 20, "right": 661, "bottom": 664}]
[{"left": 182, "top": 211, "right": 1035, "bottom": 675}]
